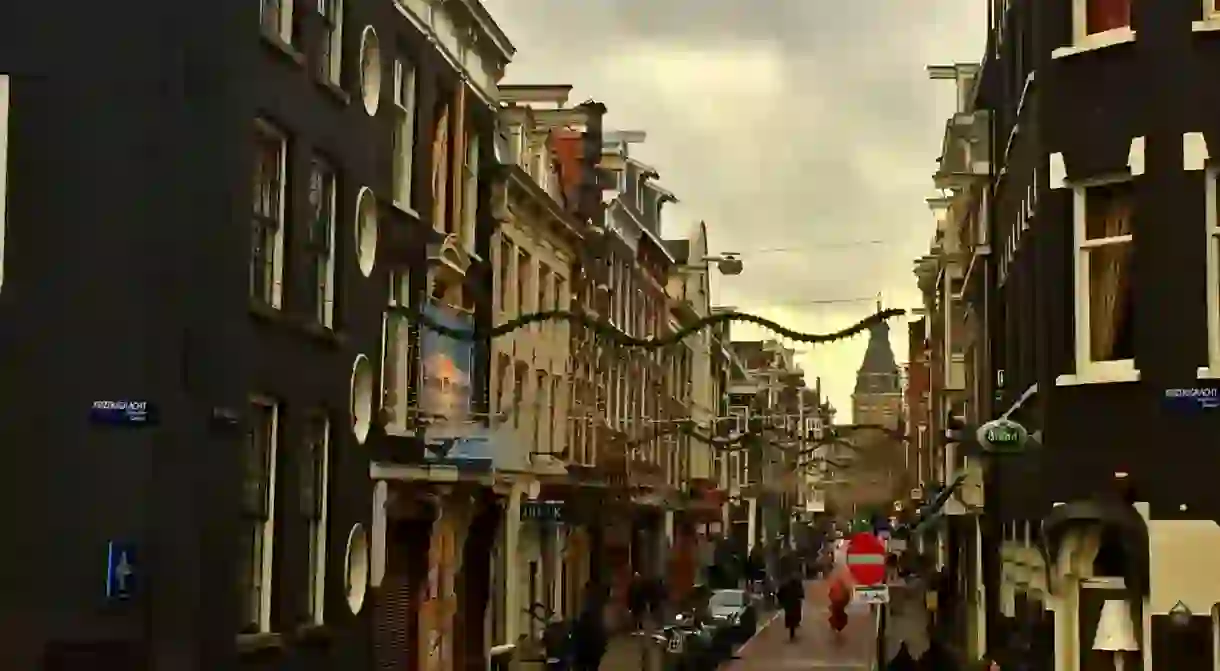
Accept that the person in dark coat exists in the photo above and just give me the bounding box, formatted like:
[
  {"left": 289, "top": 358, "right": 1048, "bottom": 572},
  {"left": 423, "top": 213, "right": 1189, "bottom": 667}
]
[
  {"left": 887, "top": 642, "right": 917, "bottom": 671},
  {"left": 627, "top": 572, "right": 648, "bottom": 629},
  {"left": 776, "top": 574, "right": 805, "bottom": 641},
  {"left": 571, "top": 583, "right": 608, "bottom": 671},
  {"left": 917, "top": 639, "right": 953, "bottom": 671}
]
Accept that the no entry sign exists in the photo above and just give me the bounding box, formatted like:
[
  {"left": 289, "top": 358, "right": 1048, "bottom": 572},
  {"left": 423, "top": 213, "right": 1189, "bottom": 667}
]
[{"left": 845, "top": 532, "right": 886, "bottom": 585}]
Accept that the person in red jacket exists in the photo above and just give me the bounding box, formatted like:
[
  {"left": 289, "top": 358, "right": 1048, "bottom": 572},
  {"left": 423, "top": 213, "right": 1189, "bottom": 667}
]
[{"left": 827, "top": 577, "right": 851, "bottom": 634}]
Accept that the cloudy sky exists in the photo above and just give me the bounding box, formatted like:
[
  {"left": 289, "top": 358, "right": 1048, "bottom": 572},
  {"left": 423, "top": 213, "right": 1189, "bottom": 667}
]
[{"left": 482, "top": 0, "right": 986, "bottom": 420}]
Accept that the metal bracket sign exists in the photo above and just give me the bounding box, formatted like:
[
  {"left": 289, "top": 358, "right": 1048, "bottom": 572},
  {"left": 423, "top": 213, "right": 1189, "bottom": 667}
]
[
  {"left": 976, "top": 418, "right": 1029, "bottom": 454},
  {"left": 853, "top": 585, "right": 890, "bottom": 604}
]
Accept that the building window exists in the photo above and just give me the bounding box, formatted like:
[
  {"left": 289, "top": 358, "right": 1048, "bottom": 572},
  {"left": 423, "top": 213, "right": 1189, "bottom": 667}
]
[
  {"left": 260, "top": 0, "right": 294, "bottom": 43},
  {"left": 391, "top": 56, "right": 417, "bottom": 210},
  {"left": 252, "top": 121, "right": 287, "bottom": 308},
  {"left": 381, "top": 271, "right": 411, "bottom": 434},
  {"left": 550, "top": 376, "right": 562, "bottom": 455},
  {"left": 0, "top": 75, "right": 8, "bottom": 294},
  {"left": 535, "top": 370, "right": 549, "bottom": 450},
  {"left": 513, "top": 361, "right": 528, "bottom": 429},
  {"left": 1068, "top": 0, "right": 1131, "bottom": 45},
  {"left": 430, "top": 99, "right": 451, "bottom": 233},
  {"left": 301, "top": 413, "right": 330, "bottom": 624},
  {"left": 461, "top": 129, "right": 480, "bottom": 248},
  {"left": 517, "top": 250, "right": 532, "bottom": 314},
  {"left": 1210, "top": 0, "right": 1220, "bottom": 20},
  {"left": 1074, "top": 180, "right": 1135, "bottom": 374},
  {"left": 306, "top": 156, "right": 336, "bottom": 327},
  {"left": 538, "top": 265, "right": 552, "bottom": 327},
  {"left": 1206, "top": 166, "right": 1220, "bottom": 374},
  {"left": 494, "top": 353, "right": 511, "bottom": 415},
  {"left": 498, "top": 237, "right": 514, "bottom": 316},
  {"left": 316, "top": 0, "right": 342, "bottom": 84},
  {"left": 240, "top": 397, "right": 280, "bottom": 634}
]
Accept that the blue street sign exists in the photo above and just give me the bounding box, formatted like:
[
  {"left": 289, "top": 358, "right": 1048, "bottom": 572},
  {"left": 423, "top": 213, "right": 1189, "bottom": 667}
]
[
  {"left": 106, "top": 541, "right": 137, "bottom": 600},
  {"left": 1163, "top": 387, "right": 1219, "bottom": 412},
  {"left": 90, "top": 400, "right": 158, "bottom": 426}
]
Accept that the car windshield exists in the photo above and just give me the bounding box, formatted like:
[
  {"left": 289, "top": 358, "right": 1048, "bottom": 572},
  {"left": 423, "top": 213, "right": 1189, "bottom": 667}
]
[{"left": 709, "top": 591, "right": 747, "bottom": 608}]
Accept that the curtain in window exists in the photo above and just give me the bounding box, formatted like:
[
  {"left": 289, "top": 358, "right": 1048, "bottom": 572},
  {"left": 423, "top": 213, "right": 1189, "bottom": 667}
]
[
  {"left": 1086, "top": 0, "right": 1130, "bottom": 34},
  {"left": 1087, "top": 192, "right": 1133, "bottom": 362},
  {"left": 431, "top": 103, "right": 450, "bottom": 233}
]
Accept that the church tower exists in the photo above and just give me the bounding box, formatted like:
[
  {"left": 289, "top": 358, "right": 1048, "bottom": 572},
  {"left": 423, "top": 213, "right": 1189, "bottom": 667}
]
[{"left": 852, "top": 300, "right": 902, "bottom": 429}]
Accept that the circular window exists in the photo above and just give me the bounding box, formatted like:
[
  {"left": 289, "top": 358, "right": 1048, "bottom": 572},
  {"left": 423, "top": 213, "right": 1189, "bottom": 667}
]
[
  {"left": 350, "top": 354, "right": 373, "bottom": 443},
  {"left": 359, "top": 26, "right": 382, "bottom": 116},
  {"left": 355, "top": 186, "right": 378, "bottom": 277},
  {"left": 344, "top": 523, "right": 370, "bottom": 614}
]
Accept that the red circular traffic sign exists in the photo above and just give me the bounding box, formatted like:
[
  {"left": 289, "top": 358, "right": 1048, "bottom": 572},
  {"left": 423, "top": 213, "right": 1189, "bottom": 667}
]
[{"left": 845, "top": 532, "right": 886, "bottom": 585}]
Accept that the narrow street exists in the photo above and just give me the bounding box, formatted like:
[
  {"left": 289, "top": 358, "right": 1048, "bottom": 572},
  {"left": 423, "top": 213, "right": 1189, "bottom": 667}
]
[{"left": 725, "top": 580, "right": 876, "bottom": 671}]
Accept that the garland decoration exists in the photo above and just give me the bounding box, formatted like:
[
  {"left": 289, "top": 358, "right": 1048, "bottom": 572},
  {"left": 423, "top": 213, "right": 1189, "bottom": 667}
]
[{"left": 405, "top": 306, "right": 906, "bottom": 348}]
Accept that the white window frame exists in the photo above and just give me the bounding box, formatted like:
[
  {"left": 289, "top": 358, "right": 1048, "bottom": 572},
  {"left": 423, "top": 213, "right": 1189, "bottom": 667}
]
[
  {"left": 1055, "top": 0, "right": 1135, "bottom": 59},
  {"left": 461, "top": 131, "right": 479, "bottom": 254},
  {"left": 1064, "top": 175, "right": 1139, "bottom": 384},
  {"left": 1207, "top": 0, "right": 1220, "bottom": 22},
  {"left": 380, "top": 270, "right": 412, "bottom": 435},
  {"left": 0, "top": 75, "right": 9, "bottom": 293},
  {"left": 253, "top": 120, "right": 287, "bottom": 309},
  {"left": 1205, "top": 165, "right": 1220, "bottom": 377},
  {"left": 305, "top": 414, "right": 330, "bottom": 624},
  {"left": 260, "top": 0, "right": 295, "bottom": 43},
  {"left": 317, "top": 0, "right": 343, "bottom": 84},
  {"left": 307, "top": 157, "right": 337, "bottom": 327},
  {"left": 391, "top": 57, "right": 417, "bottom": 212},
  {"left": 245, "top": 396, "right": 280, "bottom": 635}
]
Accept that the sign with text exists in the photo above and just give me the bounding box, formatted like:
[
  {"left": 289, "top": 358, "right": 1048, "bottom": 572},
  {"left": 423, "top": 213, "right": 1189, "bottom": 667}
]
[
  {"left": 1163, "top": 387, "right": 1219, "bottom": 411},
  {"left": 520, "top": 501, "right": 565, "bottom": 523},
  {"left": 90, "top": 400, "right": 157, "bottom": 426},
  {"left": 853, "top": 585, "right": 889, "bottom": 605},
  {"left": 976, "top": 418, "right": 1029, "bottom": 453}
]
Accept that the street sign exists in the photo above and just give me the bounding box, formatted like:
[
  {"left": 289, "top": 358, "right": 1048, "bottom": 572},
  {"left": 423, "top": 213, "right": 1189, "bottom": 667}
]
[
  {"left": 853, "top": 585, "right": 889, "bottom": 604},
  {"left": 976, "top": 418, "right": 1029, "bottom": 453},
  {"left": 90, "top": 400, "right": 157, "bottom": 426},
  {"left": 105, "top": 541, "right": 137, "bottom": 601},
  {"left": 845, "top": 532, "right": 887, "bottom": 586},
  {"left": 1163, "top": 387, "right": 1219, "bottom": 412},
  {"left": 520, "top": 500, "right": 565, "bottom": 523}
]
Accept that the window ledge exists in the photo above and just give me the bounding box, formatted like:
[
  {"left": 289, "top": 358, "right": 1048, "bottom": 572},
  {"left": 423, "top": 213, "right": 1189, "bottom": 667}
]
[
  {"left": 314, "top": 76, "right": 350, "bottom": 105},
  {"left": 236, "top": 632, "right": 283, "bottom": 654},
  {"left": 1199, "top": 366, "right": 1220, "bottom": 380},
  {"left": 1193, "top": 18, "right": 1220, "bottom": 32},
  {"left": 1055, "top": 365, "right": 1140, "bottom": 386},
  {"left": 260, "top": 32, "right": 306, "bottom": 68},
  {"left": 1052, "top": 27, "right": 1136, "bottom": 59}
]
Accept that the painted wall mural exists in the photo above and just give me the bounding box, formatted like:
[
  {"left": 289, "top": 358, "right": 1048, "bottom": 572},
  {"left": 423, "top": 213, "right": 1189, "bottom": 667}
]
[{"left": 419, "top": 303, "right": 492, "bottom": 469}]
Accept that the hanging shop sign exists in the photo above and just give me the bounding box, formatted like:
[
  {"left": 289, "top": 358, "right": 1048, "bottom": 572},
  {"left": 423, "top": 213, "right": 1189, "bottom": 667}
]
[{"left": 976, "top": 418, "right": 1029, "bottom": 454}]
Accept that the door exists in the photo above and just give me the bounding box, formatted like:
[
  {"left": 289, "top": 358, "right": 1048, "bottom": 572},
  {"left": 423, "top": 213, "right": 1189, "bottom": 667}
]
[{"left": 375, "top": 519, "right": 431, "bottom": 671}]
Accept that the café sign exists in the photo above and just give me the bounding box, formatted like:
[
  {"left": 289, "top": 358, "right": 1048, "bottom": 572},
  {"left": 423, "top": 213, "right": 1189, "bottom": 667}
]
[{"left": 976, "top": 418, "right": 1029, "bottom": 454}]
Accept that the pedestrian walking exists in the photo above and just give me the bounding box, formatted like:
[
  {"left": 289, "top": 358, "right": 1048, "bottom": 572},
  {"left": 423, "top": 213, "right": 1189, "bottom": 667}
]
[
  {"left": 627, "top": 572, "right": 648, "bottom": 630},
  {"left": 571, "top": 582, "right": 608, "bottom": 671},
  {"left": 776, "top": 574, "right": 805, "bottom": 642}
]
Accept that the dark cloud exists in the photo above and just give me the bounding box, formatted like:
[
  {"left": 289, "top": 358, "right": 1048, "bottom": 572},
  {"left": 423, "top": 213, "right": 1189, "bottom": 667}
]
[{"left": 482, "top": 0, "right": 985, "bottom": 416}]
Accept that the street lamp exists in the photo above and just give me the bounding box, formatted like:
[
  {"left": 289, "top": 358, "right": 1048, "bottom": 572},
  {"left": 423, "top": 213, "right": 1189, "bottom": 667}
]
[
  {"left": 701, "top": 253, "right": 744, "bottom": 276},
  {"left": 1168, "top": 600, "right": 1193, "bottom": 628}
]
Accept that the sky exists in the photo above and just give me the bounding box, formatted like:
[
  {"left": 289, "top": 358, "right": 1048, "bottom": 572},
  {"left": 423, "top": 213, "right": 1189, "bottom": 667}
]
[{"left": 481, "top": 0, "right": 987, "bottom": 421}]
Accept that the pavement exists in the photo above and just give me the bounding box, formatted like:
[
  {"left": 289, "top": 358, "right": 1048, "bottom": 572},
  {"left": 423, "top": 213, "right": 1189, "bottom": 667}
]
[
  {"left": 724, "top": 580, "right": 877, "bottom": 671},
  {"left": 598, "top": 579, "right": 934, "bottom": 671}
]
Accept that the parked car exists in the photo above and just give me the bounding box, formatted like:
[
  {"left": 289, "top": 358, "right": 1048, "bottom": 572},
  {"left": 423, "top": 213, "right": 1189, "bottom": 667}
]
[{"left": 708, "top": 589, "right": 758, "bottom": 643}]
